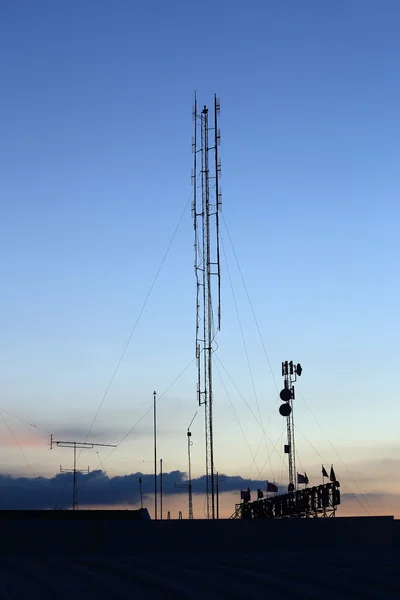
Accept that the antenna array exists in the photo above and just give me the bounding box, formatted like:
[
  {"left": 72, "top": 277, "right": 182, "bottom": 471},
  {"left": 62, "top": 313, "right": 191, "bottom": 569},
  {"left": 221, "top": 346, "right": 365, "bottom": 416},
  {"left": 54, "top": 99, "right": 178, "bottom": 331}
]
[
  {"left": 279, "top": 361, "right": 302, "bottom": 491},
  {"left": 50, "top": 436, "right": 116, "bottom": 510}
]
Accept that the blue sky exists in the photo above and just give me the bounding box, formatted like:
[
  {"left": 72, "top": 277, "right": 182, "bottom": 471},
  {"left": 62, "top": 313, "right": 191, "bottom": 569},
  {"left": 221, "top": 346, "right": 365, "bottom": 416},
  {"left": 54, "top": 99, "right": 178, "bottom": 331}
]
[{"left": 0, "top": 1, "right": 399, "bottom": 515}]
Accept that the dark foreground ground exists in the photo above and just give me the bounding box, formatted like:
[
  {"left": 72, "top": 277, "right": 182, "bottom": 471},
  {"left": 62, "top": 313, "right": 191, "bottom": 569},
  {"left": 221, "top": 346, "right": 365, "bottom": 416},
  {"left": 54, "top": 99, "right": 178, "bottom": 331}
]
[
  {"left": 1, "top": 551, "right": 400, "bottom": 599},
  {"left": 1, "top": 515, "right": 399, "bottom": 598}
]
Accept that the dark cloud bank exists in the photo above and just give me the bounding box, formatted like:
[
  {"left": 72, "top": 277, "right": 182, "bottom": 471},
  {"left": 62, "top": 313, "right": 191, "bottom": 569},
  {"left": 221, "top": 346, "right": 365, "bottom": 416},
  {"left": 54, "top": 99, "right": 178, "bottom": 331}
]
[{"left": 0, "top": 471, "right": 272, "bottom": 510}]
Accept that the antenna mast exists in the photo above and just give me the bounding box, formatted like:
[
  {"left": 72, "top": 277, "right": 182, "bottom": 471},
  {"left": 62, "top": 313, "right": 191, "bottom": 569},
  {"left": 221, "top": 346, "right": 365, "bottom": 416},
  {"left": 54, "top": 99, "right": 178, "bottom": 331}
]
[
  {"left": 279, "top": 361, "right": 302, "bottom": 491},
  {"left": 153, "top": 390, "right": 157, "bottom": 520},
  {"left": 187, "top": 411, "right": 197, "bottom": 520},
  {"left": 192, "top": 93, "right": 222, "bottom": 519},
  {"left": 50, "top": 436, "right": 116, "bottom": 510}
]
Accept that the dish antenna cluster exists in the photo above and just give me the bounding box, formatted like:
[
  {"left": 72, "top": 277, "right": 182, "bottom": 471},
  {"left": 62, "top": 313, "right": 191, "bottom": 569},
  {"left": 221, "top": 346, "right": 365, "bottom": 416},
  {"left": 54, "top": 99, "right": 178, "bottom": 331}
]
[{"left": 279, "top": 361, "right": 302, "bottom": 492}]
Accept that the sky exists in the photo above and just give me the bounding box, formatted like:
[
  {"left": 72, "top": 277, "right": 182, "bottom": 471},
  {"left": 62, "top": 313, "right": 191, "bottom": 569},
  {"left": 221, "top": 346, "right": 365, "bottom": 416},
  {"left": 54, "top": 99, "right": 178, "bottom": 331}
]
[{"left": 0, "top": 0, "right": 399, "bottom": 517}]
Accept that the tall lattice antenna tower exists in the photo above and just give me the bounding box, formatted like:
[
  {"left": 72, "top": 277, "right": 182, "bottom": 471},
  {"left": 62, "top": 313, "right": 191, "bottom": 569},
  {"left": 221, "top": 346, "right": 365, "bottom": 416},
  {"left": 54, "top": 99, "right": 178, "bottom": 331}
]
[{"left": 192, "top": 93, "right": 222, "bottom": 520}]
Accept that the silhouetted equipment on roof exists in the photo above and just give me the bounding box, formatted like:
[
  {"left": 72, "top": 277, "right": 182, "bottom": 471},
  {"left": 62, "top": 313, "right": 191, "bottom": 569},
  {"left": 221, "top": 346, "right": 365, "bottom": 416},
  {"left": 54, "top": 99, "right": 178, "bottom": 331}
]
[{"left": 233, "top": 480, "right": 340, "bottom": 519}]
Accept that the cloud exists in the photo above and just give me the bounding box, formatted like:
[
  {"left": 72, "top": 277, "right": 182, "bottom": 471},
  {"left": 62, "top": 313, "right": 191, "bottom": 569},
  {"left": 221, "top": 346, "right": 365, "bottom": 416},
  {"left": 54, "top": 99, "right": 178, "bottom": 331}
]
[
  {"left": 0, "top": 471, "right": 276, "bottom": 510},
  {"left": 1, "top": 471, "right": 397, "bottom": 517}
]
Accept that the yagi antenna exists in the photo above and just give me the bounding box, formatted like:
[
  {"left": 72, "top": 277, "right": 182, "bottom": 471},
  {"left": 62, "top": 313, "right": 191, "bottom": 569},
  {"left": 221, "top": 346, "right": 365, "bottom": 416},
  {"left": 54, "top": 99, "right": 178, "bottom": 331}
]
[{"left": 50, "top": 436, "right": 116, "bottom": 510}]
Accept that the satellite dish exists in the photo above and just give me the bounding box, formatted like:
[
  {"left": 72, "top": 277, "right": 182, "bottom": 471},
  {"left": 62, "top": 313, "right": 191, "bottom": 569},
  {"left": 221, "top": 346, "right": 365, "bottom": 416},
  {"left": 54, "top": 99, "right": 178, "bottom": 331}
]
[
  {"left": 296, "top": 363, "right": 302, "bottom": 376},
  {"left": 279, "top": 403, "right": 291, "bottom": 417},
  {"left": 280, "top": 388, "right": 292, "bottom": 402}
]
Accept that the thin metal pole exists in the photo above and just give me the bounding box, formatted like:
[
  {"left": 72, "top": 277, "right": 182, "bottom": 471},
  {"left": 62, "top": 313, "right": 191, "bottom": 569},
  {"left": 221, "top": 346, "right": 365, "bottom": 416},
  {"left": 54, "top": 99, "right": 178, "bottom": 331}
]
[
  {"left": 187, "top": 411, "right": 197, "bottom": 520},
  {"left": 160, "top": 458, "right": 163, "bottom": 520},
  {"left": 139, "top": 477, "right": 143, "bottom": 509},
  {"left": 153, "top": 391, "right": 157, "bottom": 520},
  {"left": 188, "top": 432, "right": 193, "bottom": 519},
  {"left": 286, "top": 395, "right": 296, "bottom": 491},
  {"left": 216, "top": 472, "right": 219, "bottom": 520},
  {"left": 73, "top": 441, "right": 77, "bottom": 510}
]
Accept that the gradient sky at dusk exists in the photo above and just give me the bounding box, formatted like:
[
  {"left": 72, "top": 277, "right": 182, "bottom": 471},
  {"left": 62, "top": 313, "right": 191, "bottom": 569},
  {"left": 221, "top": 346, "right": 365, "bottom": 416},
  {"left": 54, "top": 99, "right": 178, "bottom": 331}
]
[{"left": 1, "top": 1, "right": 399, "bottom": 517}]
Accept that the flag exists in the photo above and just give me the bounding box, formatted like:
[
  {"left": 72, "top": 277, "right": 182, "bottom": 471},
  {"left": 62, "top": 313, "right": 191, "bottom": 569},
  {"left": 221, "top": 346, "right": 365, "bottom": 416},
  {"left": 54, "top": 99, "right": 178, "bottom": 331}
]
[
  {"left": 257, "top": 489, "right": 264, "bottom": 499},
  {"left": 266, "top": 481, "right": 278, "bottom": 493},
  {"left": 330, "top": 465, "right": 336, "bottom": 482},
  {"left": 240, "top": 489, "right": 251, "bottom": 502},
  {"left": 297, "top": 473, "right": 309, "bottom": 485},
  {"left": 322, "top": 465, "right": 329, "bottom": 478}
]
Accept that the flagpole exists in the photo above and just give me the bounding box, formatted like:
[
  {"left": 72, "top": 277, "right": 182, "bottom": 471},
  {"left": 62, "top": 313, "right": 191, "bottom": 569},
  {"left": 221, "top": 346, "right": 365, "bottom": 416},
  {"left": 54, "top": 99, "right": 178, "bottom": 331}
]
[
  {"left": 322, "top": 464, "right": 329, "bottom": 484},
  {"left": 153, "top": 390, "right": 157, "bottom": 521}
]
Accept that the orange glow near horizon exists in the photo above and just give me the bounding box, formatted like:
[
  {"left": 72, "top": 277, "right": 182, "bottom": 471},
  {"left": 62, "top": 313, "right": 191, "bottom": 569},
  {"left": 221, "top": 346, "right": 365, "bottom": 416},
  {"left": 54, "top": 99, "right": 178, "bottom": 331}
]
[{"left": 80, "top": 491, "right": 399, "bottom": 520}]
